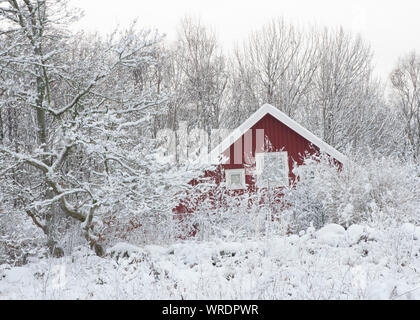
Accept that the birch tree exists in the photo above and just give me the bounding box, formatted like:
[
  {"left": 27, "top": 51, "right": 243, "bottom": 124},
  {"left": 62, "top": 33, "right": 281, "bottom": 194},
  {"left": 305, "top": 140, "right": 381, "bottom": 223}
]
[
  {"left": 390, "top": 51, "right": 420, "bottom": 159},
  {"left": 311, "top": 27, "right": 379, "bottom": 150},
  {"left": 228, "top": 18, "right": 319, "bottom": 124},
  {"left": 170, "top": 17, "right": 228, "bottom": 140}
]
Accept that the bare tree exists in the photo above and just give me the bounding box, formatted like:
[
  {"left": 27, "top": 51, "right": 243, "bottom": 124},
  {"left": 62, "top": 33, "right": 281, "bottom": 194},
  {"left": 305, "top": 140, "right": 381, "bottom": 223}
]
[
  {"left": 170, "top": 16, "right": 229, "bottom": 142},
  {"left": 310, "top": 27, "right": 379, "bottom": 150},
  {"left": 390, "top": 51, "right": 420, "bottom": 159},
  {"left": 0, "top": 0, "right": 167, "bottom": 256},
  {"left": 229, "top": 18, "right": 319, "bottom": 121}
]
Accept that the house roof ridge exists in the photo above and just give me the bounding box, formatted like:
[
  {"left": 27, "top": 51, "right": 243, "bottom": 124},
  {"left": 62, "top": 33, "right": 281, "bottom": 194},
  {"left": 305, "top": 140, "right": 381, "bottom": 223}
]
[{"left": 208, "top": 104, "right": 347, "bottom": 165}]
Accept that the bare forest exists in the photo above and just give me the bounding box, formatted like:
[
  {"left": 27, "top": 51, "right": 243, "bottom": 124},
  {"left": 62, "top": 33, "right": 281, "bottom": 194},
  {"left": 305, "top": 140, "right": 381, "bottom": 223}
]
[{"left": 0, "top": 0, "right": 419, "bottom": 300}]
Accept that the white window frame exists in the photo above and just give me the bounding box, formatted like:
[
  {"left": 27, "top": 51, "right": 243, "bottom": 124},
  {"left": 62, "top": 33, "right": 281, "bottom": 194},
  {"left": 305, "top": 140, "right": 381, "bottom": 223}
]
[
  {"left": 255, "top": 151, "right": 289, "bottom": 187},
  {"left": 225, "top": 168, "right": 246, "bottom": 190}
]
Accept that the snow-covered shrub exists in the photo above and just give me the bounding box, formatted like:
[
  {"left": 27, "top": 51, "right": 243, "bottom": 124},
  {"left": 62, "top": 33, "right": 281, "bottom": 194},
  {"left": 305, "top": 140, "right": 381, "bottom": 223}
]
[
  {"left": 0, "top": 206, "right": 47, "bottom": 266},
  {"left": 88, "top": 160, "right": 215, "bottom": 247},
  {"left": 282, "top": 152, "right": 420, "bottom": 233},
  {"left": 3, "top": 224, "right": 420, "bottom": 300},
  {"left": 181, "top": 184, "right": 288, "bottom": 241}
]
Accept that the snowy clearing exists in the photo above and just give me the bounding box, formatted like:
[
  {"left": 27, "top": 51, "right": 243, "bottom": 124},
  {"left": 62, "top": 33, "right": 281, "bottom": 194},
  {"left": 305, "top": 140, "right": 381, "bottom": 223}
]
[{"left": 1, "top": 223, "right": 420, "bottom": 300}]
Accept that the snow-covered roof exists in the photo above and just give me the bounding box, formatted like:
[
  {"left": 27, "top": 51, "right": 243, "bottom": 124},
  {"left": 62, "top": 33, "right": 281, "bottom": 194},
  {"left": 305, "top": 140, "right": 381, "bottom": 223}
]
[{"left": 209, "top": 104, "right": 347, "bottom": 164}]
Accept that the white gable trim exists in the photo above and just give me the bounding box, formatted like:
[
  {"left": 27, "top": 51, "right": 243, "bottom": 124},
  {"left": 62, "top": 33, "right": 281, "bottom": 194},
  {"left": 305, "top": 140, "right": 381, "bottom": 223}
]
[{"left": 209, "top": 104, "right": 347, "bottom": 165}]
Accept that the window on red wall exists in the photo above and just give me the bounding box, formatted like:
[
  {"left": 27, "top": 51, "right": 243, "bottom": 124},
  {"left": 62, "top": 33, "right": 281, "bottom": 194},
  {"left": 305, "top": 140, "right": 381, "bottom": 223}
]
[
  {"left": 225, "top": 168, "right": 246, "bottom": 190},
  {"left": 255, "top": 151, "right": 289, "bottom": 187}
]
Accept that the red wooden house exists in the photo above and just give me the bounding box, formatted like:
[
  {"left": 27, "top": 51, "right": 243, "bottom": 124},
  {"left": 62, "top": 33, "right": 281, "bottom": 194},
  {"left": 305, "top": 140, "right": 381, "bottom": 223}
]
[{"left": 175, "top": 104, "right": 346, "bottom": 214}]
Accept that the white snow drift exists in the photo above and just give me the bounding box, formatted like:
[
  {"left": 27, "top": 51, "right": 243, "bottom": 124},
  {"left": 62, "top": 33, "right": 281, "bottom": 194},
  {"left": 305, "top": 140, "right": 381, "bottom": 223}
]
[{"left": 1, "top": 223, "right": 420, "bottom": 300}]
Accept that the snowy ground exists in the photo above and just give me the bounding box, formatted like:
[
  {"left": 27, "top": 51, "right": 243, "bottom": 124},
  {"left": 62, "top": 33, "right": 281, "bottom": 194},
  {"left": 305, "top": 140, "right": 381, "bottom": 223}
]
[{"left": 1, "top": 223, "right": 420, "bottom": 300}]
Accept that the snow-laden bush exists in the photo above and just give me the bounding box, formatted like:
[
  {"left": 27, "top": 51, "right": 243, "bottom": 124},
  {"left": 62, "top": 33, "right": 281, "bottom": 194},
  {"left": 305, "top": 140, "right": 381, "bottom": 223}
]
[
  {"left": 3, "top": 223, "right": 420, "bottom": 300},
  {"left": 179, "top": 184, "right": 289, "bottom": 241},
  {"left": 0, "top": 206, "right": 47, "bottom": 266},
  {"left": 166, "top": 152, "right": 419, "bottom": 242},
  {"left": 282, "top": 152, "right": 420, "bottom": 232}
]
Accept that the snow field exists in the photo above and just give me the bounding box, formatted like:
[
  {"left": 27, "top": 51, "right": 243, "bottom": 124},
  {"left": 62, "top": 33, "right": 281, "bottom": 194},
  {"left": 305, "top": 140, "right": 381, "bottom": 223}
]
[{"left": 1, "top": 223, "right": 420, "bottom": 300}]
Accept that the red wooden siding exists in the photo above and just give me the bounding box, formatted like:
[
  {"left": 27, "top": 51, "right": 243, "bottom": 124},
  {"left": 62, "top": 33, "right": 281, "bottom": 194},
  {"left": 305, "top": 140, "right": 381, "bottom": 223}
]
[
  {"left": 221, "top": 113, "right": 321, "bottom": 184},
  {"left": 174, "top": 112, "right": 342, "bottom": 216}
]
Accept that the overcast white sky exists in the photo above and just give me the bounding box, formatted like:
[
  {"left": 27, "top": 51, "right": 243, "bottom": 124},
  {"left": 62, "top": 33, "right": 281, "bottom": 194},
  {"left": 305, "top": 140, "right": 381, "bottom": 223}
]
[{"left": 71, "top": 0, "right": 420, "bottom": 81}]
